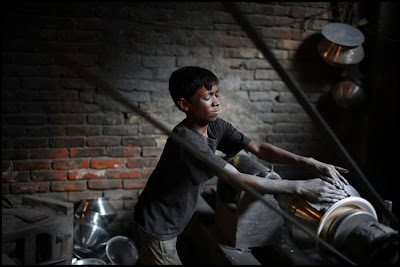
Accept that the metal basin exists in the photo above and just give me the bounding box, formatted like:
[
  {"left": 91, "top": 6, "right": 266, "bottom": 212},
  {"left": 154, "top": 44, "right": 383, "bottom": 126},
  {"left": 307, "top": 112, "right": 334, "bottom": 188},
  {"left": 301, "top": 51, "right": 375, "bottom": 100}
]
[
  {"left": 74, "top": 222, "right": 110, "bottom": 251},
  {"left": 75, "top": 198, "right": 117, "bottom": 225},
  {"left": 106, "top": 235, "right": 138, "bottom": 265}
]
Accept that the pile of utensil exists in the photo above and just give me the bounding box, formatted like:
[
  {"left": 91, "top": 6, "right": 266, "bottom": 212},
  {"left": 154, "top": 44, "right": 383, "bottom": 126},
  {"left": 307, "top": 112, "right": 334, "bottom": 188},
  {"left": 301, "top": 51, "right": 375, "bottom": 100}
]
[{"left": 72, "top": 197, "right": 138, "bottom": 265}]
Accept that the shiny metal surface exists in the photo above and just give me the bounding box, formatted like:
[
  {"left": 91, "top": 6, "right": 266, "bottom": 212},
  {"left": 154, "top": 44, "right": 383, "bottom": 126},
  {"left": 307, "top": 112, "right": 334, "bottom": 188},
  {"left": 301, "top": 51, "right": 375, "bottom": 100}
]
[
  {"left": 317, "top": 197, "right": 377, "bottom": 241},
  {"left": 75, "top": 211, "right": 107, "bottom": 228},
  {"left": 72, "top": 258, "right": 106, "bottom": 265},
  {"left": 330, "top": 79, "right": 365, "bottom": 109},
  {"left": 106, "top": 235, "right": 139, "bottom": 265},
  {"left": 73, "top": 222, "right": 110, "bottom": 251},
  {"left": 318, "top": 37, "right": 364, "bottom": 65},
  {"left": 76, "top": 198, "right": 117, "bottom": 225},
  {"left": 321, "top": 23, "right": 364, "bottom": 47}
]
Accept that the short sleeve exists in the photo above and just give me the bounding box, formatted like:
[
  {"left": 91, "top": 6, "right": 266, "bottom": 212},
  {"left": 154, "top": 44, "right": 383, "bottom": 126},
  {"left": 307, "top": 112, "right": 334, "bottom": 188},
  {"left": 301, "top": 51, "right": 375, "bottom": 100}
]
[
  {"left": 216, "top": 120, "right": 251, "bottom": 156},
  {"left": 180, "top": 138, "right": 227, "bottom": 186}
]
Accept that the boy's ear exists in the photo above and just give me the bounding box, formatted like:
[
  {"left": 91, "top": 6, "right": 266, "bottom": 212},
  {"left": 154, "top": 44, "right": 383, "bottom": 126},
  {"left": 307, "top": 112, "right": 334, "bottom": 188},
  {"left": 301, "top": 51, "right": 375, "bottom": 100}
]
[{"left": 177, "top": 98, "right": 190, "bottom": 112}]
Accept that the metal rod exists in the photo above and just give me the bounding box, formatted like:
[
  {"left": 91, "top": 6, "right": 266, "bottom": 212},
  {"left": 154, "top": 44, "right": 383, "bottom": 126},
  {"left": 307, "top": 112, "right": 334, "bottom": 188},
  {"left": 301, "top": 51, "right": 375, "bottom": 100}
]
[
  {"left": 54, "top": 53, "right": 356, "bottom": 265},
  {"left": 221, "top": 2, "right": 397, "bottom": 227}
]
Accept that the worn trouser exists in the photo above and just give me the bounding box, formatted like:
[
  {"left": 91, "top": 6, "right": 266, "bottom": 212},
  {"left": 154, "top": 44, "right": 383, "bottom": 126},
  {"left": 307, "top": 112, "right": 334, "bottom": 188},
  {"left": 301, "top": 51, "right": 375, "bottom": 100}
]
[{"left": 137, "top": 229, "right": 182, "bottom": 265}]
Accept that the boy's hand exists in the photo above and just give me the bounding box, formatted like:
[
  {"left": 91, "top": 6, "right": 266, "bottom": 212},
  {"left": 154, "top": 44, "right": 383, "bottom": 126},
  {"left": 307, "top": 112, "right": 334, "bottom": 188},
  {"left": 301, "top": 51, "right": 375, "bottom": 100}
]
[
  {"left": 296, "top": 178, "right": 349, "bottom": 203},
  {"left": 304, "top": 157, "right": 349, "bottom": 189}
]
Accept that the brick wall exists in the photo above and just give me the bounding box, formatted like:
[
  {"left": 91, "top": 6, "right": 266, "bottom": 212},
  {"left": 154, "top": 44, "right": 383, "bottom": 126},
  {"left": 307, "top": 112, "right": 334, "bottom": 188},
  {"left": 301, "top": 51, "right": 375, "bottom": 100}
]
[{"left": 2, "top": 2, "right": 338, "bottom": 210}]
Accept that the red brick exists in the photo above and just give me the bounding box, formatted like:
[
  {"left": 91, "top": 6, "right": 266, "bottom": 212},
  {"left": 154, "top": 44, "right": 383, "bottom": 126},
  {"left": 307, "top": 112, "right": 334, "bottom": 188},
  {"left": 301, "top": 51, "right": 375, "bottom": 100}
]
[
  {"left": 52, "top": 181, "right": 86, "bottom": 192},
  {"left": 31, "top": 170, "right": 67, "bottom": 181},
  {"left": 103, "top": 125, "right": 139, "bottom": 136},
  {"left": 140, "top": 124, "right": 160, "bottom": 134},
  {"left": 91, "top": 158, "right": 126, "bottom": 169},
  {"left": 122, "top": 137, "right": 156, "bottom": 147},
  {"left": 50, "top": 137, "right": 85, "bottom": 148},
  {"left": 260, "top": 28, "right": 292, "bottom": 39},
  {"left": 70, "top": 148, "right": 105, "bottom": 157},
  {"left": 2, "top": 171, "right": 30, "bottom": 183},
  {"left": 88, "top": 179, "right": 122, "bottom": 189},
  {"left": 277, "top": 40, "right": 302, "bottom": 50},
  {"left": 69, "top": 169, "right": 106, "bottom": 180},
  {"left": 68, "top": 191, "right": 103, "bottom": 202},
  {"left": 67, "top": 126, "right": 101, "bottom": 136},
  {"left": 142, "top": 147, "right": 162, "bottom": 158},
  {"left": 14, "top": 138, "right": 48, "bottom": 148},
  {"left": 14, "top": 160, "right": 51, "bottom": 170},
  {"left": 141, "top": 168, "right": 154, "bottom": 179},
  {"left": 53, "top": 159, "right": 89, "bottom": 170},
  {"left": 123, "top": 179, "right": 147, "bottom": 189},
  {"left": 107, "top": 147, "right": 140, "bottom": 157},
  {"left": 87, "top": 137, "right": 120, "bottom": 147},
  {"left": 127, "top": 158, "right": 158, "bottom": 168},
  {"left": 107, "top": 169, "right": 141, "bottom": 179},
  {"left": 31, "top": 148, "right": 68, "bottom": 159},
  {"left": 10, "top": 182, "right": 50, "bottom": 194}
]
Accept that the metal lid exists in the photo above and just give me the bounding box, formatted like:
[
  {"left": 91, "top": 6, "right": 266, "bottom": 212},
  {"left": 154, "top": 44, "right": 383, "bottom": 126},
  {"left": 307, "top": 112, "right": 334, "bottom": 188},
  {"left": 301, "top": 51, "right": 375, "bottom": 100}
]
[{"left": 322, "top": 23, "right": 365, "bottom": 47}]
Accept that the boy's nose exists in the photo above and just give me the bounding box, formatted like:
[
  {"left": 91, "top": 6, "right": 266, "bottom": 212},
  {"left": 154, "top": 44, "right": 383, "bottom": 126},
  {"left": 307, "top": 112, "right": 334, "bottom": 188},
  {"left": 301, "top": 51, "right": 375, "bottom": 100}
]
[{"left": 212, "top": 96, "right": 219, "bottom": 106}]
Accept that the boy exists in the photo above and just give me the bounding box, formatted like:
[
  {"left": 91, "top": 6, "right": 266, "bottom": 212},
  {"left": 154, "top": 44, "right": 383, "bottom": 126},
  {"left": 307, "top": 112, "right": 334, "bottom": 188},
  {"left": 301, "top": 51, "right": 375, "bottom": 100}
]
[{"left": 133, "top": 66, "right": 349, "bottom": 265}]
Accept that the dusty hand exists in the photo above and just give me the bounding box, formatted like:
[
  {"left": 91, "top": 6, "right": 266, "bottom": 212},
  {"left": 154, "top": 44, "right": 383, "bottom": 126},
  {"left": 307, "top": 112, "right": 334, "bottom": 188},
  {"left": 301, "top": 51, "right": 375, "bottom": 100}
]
[
  {"left": 305, "top": 157, "right": 349, "bottom": 189},
  {"left": 296, "top": 178, "right": 348, "bottom": 203}
]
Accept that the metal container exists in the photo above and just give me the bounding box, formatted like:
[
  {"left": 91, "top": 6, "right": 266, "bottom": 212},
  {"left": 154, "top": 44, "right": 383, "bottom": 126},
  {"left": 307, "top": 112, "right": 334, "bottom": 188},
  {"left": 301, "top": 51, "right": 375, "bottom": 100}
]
[
  {"left": 73, "top": 222, "right": 110, "bottom": 251},
  {"left": 75, "top": 198, "right": 117, "bottom": 226},
  {"left": 106, "top": 235, "right": 138, "bottom": 265},
  {"left": 75, "top": 211, "right": 107, "bottom": 228},
  {"left": 330, "top": 79, "right": 365, "bottom": 109},
  {"left": 72, "top": 258, "right": 106, "bottom": 265}
]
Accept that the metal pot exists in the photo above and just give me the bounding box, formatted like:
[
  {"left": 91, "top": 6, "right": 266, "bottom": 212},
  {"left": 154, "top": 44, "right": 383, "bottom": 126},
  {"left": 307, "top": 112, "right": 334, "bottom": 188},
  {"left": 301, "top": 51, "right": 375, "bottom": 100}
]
[
  {"left": 75, "top": 198, "right": 117, "bottom": 225},
  {"left": 330, "top": 79, "right": 365, "bottom": 109},
  {"left": 106, "top": 235, "right": 138, "bottom": 265},
  {"left": 73, "top": 222, "right": 110, "bottom": 251},
  {"left": 75, "top": 211, "right": 107, "bottom": 228}
]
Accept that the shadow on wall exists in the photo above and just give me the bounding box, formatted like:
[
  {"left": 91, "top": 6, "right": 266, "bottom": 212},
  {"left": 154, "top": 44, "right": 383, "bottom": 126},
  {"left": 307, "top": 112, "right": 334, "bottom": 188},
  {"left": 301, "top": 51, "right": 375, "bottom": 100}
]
[{"left": 293, "top": 33, "right": 342, "bottom": 89}]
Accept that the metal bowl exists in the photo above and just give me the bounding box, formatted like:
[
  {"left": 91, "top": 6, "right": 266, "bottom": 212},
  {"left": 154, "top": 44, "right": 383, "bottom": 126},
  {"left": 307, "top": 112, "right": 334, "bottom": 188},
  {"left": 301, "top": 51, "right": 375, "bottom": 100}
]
[
  {"left": 106, "top": 235, "right": 138, "bottom": 265},
  {"left": 75, "top": 198, "right": 117, "bottom": 225},
  {"left": 330, "top": 79, "right": 365, "bottom": 109},
  {"left": 73, "top": 244, "right": 108, "bottom": 261},
  {"left": 75, "top": 211, "right": 107, "bottom": 228},
  {"left": 74, "top": 222, "right": 110, "bottom": 251},
  {"left": 317, "top": 37, "right": 364, "bottom": 65},
  {"left": 72, "top": 258, "right": 106, "bottom": 265}
]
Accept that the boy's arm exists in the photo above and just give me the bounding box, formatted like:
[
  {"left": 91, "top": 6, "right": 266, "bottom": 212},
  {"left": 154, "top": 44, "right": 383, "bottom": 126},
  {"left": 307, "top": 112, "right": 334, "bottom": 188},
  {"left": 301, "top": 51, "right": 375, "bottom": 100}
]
[
  {"left": 244, "top": 140, "right": 349, "bottom": 189},
  {"left": 221, "top": 162, "right": 347, "bottom": 203}
]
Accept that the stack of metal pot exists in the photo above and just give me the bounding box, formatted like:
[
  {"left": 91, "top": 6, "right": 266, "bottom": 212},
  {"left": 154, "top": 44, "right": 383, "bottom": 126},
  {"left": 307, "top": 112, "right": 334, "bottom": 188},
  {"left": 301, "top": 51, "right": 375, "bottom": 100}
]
[{"left": 72, "top": 198, "right": 117, "bottom": 263}]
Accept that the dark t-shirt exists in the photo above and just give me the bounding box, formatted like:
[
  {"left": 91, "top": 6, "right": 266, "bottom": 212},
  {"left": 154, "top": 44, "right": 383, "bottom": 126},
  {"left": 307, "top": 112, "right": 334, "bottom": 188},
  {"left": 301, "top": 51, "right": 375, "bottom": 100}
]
[{"left": 133, "top": 118, "right": 251, "bottom": 240}]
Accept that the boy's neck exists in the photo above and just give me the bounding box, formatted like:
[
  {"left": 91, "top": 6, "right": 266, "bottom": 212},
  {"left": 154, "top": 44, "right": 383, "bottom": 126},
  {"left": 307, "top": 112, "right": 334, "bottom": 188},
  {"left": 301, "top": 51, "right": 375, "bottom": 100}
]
[{"left": 183, "top": 118, "right": 208, "bottom": 137}]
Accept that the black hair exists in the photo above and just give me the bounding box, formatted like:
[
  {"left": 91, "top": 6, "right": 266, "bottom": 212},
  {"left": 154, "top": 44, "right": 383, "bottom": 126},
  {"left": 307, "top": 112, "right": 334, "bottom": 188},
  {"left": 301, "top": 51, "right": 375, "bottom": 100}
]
[{"left": 168, "top": 66, "right": 219, "bottom": 109}]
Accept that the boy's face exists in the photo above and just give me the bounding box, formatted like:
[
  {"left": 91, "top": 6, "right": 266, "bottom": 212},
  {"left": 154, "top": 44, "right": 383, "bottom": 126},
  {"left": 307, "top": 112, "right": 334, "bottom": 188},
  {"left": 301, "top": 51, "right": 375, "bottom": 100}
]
[{"left": 185, "top": 84, "right": 220, "bottom": 124}]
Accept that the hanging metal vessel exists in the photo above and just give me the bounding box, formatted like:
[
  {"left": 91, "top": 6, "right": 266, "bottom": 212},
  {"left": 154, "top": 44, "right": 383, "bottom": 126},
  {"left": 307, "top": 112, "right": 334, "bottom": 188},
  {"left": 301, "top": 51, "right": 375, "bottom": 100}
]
[
  {"left": 318, "top": 37, "right": 365, "bottom": 65},
  {"left": 318, "top": 22, "right": 365, "bottom": 65},
  {"left": 330, "top": 79, "right": 365, "bottom": 109}
]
